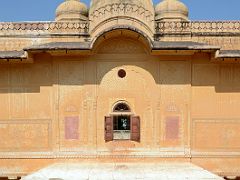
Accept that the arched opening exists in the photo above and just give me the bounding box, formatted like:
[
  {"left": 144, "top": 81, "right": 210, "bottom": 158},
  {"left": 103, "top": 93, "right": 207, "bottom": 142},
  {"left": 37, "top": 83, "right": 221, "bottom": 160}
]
[
  {"left": 91, "top": 28, "right": 152, "bottom": 54},
  {"left": 112, "top": 102, "right": 132, "bottom": 140},
  {"left": 105, "top": 101, "right": 140, "bottom": 142},
  {"left": 113, "top": 102, "right": 131, "bottom": 112}
]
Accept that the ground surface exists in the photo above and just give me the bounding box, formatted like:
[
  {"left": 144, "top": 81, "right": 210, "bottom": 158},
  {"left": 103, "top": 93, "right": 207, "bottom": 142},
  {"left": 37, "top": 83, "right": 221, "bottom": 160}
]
[{"left": 22, "top": 162, "right": 224, "bottom": 180}]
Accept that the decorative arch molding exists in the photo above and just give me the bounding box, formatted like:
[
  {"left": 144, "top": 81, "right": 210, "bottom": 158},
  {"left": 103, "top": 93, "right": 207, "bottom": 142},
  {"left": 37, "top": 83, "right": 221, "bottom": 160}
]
[
  {"left": 90, "top": 26, "right": 153, "bottom": 52},
  {"left": 90, "top": 17, "right": 154, "bottom": 40},
  {"left": 89, "top": 2, "right": 154, "bottom": 36},
  {"left": 112, "top": 100, "right": 132, "bottom": 113}
]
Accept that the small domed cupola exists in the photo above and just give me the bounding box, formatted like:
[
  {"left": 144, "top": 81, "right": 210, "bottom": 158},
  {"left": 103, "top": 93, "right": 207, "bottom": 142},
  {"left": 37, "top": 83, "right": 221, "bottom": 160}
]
[
  {"left": 155, "top": 0, "right": 189, "bottom": 21},
  {"left": 55, "top": 0, "right": 88, "bottom": 21}
]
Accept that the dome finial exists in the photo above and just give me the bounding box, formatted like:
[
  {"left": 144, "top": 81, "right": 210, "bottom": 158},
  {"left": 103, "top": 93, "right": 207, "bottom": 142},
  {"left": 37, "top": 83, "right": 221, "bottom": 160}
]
[
  {"left": 155, "top": 0, "right": 189, "bottom": 21},
  {"left": 55, "top": 0, "right": 88, "bottom": 21}
]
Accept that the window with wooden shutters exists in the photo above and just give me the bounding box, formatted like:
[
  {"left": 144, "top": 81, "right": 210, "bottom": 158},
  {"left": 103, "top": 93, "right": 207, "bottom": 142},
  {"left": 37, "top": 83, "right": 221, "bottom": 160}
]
[
  {"left": 130, "top": 116, "right": 140, "bottom": 142},
  {"left": 105, "top": 116, "right": 113, "bottom": 142},
  {"left": 105, "top": 101, "right": 141, "bottom": 142}
]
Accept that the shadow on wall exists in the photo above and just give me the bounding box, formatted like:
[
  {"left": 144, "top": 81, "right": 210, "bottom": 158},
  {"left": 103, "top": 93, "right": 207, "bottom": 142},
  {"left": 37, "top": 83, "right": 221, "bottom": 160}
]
[{"left": 0, "top": 29, "right": 239, "bottom": 94}]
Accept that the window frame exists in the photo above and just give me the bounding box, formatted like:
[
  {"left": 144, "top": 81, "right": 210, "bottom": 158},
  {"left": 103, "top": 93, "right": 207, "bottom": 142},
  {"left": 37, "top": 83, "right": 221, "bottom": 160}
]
[{"left": 105, "top": 101, "right": 140, "bottom": 142}]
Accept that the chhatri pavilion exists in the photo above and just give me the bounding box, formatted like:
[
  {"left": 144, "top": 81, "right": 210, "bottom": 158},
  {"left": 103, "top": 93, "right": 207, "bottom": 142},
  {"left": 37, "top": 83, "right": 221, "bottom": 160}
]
[{"left": 0, "top": 0, "right": 239, "bottom": 179}]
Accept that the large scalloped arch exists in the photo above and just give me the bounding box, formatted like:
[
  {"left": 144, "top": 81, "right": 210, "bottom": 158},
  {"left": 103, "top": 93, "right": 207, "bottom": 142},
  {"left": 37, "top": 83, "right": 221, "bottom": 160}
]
[{"left": 90, "top": 25, "right": 154, "bottom": 51}]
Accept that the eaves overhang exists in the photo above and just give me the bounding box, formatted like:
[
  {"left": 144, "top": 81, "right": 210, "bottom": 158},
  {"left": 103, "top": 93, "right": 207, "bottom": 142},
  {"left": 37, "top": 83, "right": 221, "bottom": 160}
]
[
  {"left": 23, "top": 42, "right": 92, "bottom": 56},
  {"left": 0, "top": 50, "right": 33, "bottom": 63},
  {"left": 216, "top": 50, "right": 240, "bottom": 58},
  {"left": 152, "top": 41, "right": 220, "bottom": 51},
  {"left": 2, "top": 41, "right": 240, "bottom": 63},
  {"left": 0, "top": 50, "right": 27, "bottom": 59},
  {"left": 25, "top": 41, "right": 220, "bottom": 52},
  {"left": 24, "top": 42, "right": 91, "bottom": 51},
  {"left": 212, "top": 50, "right": 240, "bottom": 62},
  {"left": 151, "top": 41, "right": 220, "bottom": 56}
]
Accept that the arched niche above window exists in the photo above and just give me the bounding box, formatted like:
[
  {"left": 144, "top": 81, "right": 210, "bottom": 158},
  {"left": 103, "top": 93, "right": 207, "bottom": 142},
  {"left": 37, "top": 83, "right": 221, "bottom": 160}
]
[{"left": 113, "top": 102, "right": 131, "bottom": 112}]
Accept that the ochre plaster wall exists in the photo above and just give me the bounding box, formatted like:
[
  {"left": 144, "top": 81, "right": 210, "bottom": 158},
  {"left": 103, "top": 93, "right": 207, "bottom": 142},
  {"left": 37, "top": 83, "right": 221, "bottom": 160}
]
[
  {"left": 0, "top": 56, "right": 54, "bottom": 152},
  {"left": 55, "top": 37, "right": 190, "bottom": 152},
  {"left": 0, "top": 36, "right": 239, "bottom": 177}
]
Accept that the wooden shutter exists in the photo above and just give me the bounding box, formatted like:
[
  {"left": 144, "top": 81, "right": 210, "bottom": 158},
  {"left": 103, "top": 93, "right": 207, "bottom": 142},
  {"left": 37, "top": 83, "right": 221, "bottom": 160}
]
[
  {"left": 105, "top": 116, "right": 113, "bottom": 142},
  {"left": 131, "top": 116, "right": 140, "bottom": 142}
]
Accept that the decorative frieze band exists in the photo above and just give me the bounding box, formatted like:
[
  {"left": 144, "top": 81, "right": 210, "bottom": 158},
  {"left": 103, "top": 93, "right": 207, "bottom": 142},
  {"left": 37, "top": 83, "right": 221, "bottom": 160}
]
[{"left": 90, "top": 3, "right": 154, "bottom": 24}]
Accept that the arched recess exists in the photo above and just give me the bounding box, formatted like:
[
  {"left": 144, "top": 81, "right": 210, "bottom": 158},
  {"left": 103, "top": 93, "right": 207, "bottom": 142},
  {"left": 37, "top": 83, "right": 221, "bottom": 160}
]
[
  {"left": 93, "top": 28, "right": 160, "bottom": 146},
  {"left": 101, "top": 65, "right": 158, "bottom": 143},
  {"left": 90, "top": 27, "right": 153, "bottom": 52},
  {"left": 112, "top": 101, "right": 131, "bottom": 113},
  {"left": 98, "top": 65, "right": 158, "bottom": 98},
  {"left": 92, "top": 28, "right": 160, "bottom": 85}
]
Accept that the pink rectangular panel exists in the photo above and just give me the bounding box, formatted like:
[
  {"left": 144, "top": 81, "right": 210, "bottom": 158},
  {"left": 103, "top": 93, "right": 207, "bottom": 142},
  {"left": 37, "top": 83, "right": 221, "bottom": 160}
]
[
  {"left": 65, "top": 116, "right": 79, "bottom": 140},
  {"left": 166, "top": 116, "right": 179, "bottom": 140}
]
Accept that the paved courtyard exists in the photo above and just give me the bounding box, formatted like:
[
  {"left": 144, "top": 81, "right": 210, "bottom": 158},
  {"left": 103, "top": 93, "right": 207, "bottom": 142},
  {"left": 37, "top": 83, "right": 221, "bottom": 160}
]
[{"left": 23, "top": 162, "right": 223, "bottom": 180}]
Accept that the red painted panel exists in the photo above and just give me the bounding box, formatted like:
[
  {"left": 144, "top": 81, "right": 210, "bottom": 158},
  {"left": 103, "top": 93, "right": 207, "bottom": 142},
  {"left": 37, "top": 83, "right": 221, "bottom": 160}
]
[
  {"left": 65, "top": 116, "right": 79, "bottom": 140},
  {"left": 105, "top": 116, "right": 113, "bottom": 142},
  {"left": 166, "top": 116, "right": 179, "bottom": 140}
]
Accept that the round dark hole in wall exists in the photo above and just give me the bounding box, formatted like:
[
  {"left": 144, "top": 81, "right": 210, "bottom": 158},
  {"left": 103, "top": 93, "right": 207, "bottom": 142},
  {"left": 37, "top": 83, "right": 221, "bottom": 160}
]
[{"left": 118, "top": 69, "right": 126, "bottom": 78}]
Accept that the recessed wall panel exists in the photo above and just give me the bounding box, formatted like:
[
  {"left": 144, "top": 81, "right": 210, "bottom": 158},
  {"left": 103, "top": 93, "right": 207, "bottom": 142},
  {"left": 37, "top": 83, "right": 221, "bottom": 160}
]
[
  {"left": 0, "top": 121, "right": 50, "bottom": 151},
  {"left": 193, "top": 119, "right": 240, "bottom": 151}
]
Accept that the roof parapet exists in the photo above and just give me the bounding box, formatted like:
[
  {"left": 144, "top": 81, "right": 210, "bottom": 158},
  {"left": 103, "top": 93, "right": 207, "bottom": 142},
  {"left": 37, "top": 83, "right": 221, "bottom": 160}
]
[{"left": 155, "top": 21, "right": 240, "bottom": 37}]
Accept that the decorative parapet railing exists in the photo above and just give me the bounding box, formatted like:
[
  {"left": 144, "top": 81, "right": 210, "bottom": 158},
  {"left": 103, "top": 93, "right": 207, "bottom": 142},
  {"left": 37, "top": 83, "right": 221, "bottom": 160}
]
[
  {"left": 155, "top": 21, "right": 240, "bottom": 36},
  {"left": 0, "top": 20, "right": 239, "bottom": 37},
  {"left": 0, "top": 21, "right": 89, "bottom": 36}
]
